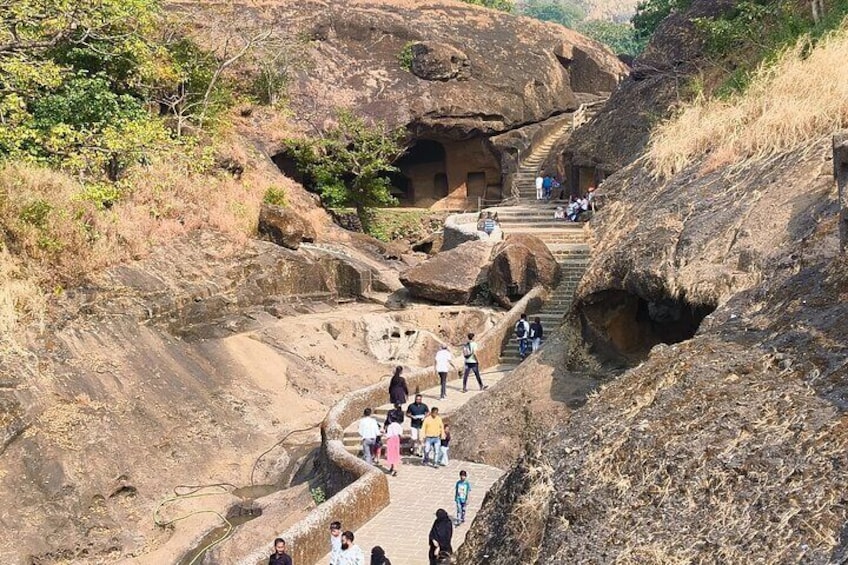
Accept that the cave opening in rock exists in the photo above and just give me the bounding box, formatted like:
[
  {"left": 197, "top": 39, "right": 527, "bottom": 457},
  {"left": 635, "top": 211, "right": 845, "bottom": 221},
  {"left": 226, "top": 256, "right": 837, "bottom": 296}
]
[
  {"left": 393, "top": 139, "right": 447, "bottom": 205},
  {"left": 579, "top": 289, "right": 716, "bottom": 363}
]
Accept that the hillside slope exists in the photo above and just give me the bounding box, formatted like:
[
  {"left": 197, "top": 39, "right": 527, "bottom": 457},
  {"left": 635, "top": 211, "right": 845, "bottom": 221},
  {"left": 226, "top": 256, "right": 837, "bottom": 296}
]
[{"left": 458, "top": 17, "right": 848, "bottom": 565}]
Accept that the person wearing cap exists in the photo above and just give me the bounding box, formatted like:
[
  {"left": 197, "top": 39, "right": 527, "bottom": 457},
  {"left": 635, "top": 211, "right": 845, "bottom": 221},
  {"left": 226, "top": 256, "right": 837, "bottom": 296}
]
[{"left": 434, "top": 344, "right": 457, "bottom": 400}]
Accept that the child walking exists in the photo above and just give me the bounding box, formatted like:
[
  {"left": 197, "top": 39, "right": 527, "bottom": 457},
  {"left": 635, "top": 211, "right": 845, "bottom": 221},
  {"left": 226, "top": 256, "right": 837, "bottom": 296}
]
[
  {"left": 454, "top": 470, "right": 471, "bottom": 526},
  {"left": 439, "top": 424, "right": 451, "bottom": 466}
]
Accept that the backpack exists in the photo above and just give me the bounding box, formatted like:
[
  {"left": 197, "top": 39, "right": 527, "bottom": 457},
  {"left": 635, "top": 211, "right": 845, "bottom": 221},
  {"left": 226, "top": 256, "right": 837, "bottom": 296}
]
[
  {"left": 515, "top": 321, "right": 527, "bottom": 338},
  {"left": 462, "top": 343, "right": 473, "bottom": 358}
]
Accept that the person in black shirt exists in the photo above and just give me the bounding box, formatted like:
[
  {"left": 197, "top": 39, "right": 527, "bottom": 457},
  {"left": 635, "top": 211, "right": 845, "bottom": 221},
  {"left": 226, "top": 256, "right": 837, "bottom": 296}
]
[
  {"left": 269, "top": 537, "right": 293, "bottom": 565},
  {"left": 530, "top": 316, "right": 543, "bottom": 353},
  {"left": 406, "top": 394, "right": 429, "bottom": 457}
]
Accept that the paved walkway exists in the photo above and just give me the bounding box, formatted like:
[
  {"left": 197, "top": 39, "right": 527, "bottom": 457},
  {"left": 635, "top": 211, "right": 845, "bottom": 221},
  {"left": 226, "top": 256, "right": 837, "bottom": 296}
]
[{"left": 328, "top": 369, "right": 512, "bottom": 565}]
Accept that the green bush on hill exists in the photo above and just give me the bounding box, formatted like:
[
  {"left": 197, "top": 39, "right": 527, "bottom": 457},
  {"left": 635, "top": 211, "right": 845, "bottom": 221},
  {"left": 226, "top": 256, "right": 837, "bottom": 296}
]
[{"left": 460, "top": 0, "right": 516, "bottom": 12}]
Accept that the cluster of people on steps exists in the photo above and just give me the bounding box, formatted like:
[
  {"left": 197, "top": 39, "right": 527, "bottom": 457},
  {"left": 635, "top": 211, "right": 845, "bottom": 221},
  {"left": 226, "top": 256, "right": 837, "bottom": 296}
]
[
  {"left": 269, "top": 323, "right": 550, "bottom": 565},
  {"left": 269, "top": 478, "right": 469, "bottom": 564}
]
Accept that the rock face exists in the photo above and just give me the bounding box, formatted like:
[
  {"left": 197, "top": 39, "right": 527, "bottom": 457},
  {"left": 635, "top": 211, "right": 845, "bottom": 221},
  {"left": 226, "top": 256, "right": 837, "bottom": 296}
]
[
  {"left": 183, "top": 0, "right": 626, "bottom": 140},
  {"left": 399, "top": 240, "right": 493, "bottom": 304},
  {"left": 409, "top": 41, "right": 471, "bottom": 81},
  {"left": 458, "top": 96, "right": 848, "bottom": 565},
  {"left": 557, "top": 0, "right": 734, "bottom": 173},
  {"left": 258, "top": 203, "right": 316, "bottom": 250},
  {"left": 488, "top": 234, "right": 560, "bottom": 307}
]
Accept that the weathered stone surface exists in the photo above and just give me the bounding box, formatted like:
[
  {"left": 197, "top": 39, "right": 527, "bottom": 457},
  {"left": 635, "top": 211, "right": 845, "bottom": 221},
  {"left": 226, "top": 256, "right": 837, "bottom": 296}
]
[
  {"left": 558, "top": 0, "right": 735, "bottom": 173},
  {"left": 184, "top": 1, "right": 627, "bottom": 141},
  {"left": 399, "top": 240, "right": 493, "bottom": 304},
  {"left": 258, "top": 202, "right": 316, "bottom": 250},
  {"left": 488, "top": 234, "right": 561, "bottom": 307},
  {"left": 409, "top": 41, "right": 471, "bottom": 81}
]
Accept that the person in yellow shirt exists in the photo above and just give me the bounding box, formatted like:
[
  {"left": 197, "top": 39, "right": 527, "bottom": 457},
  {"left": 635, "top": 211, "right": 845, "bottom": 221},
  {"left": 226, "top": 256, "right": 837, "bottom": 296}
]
[{"left": 422, "top": 407, "right": 445, "bottom": 468}]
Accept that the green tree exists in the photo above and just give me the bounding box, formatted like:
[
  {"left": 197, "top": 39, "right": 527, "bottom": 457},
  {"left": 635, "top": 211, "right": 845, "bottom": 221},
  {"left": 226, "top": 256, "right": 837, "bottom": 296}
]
[
  {"left": 632, "top": 0, "right": 693, "bottom": 39},
  {"left": 0, "top": 0, "right": 173, "bottom": 177},
  {"left": 578, "top": 20, "right": 647, "bottom": 56},
  {"left": 461, "top": 0, "right": 516, "bottom": 12},
  {"left": 523, "top": 0, "right": 586, "bottom": 27},
  {"left": 287, "top": 111, "right": 407, "bottom": 233}
]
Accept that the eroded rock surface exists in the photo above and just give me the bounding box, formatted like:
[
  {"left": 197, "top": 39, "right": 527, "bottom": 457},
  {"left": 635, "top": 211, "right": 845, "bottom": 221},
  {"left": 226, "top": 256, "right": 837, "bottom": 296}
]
[
  {"left": 182, "top": 0, "right": 626, "bottom": 140},
  {"left": 399, "top": 240, "right": 494, "bottom": 304},
  {"left": 258, "top": 203, "right": 317, "bottom": 250},
  {"left": 488, "top": 234, "right": 560, "bottom": 307}
]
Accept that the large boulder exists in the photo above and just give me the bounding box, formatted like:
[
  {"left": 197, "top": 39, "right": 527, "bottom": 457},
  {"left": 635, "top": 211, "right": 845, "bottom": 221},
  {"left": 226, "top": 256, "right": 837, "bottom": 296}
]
[
  {"left": 183, "top": 1, "right": 627, "bottom": 140},
  {"left": 258, "top": 203, "right": 317, "bottom": 250},
  {"left": 488, "top": 234, "right": 560, "bottom": 307},
  {"left": 399, "top": 240, "right": 493, "bottom": 304}
]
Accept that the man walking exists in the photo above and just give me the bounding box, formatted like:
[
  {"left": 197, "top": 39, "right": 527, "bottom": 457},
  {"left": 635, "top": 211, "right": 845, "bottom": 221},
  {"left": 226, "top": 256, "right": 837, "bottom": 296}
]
[
  {"left": 422, "top": 407, "right": 445, "bottom": 468},
  {"left": 337, "top": 531, "right": 365, "bottom": 565},
  {"left": 529, "top": 316, "right": 543, "bottom": 353},
  {"left": 358, "top": 408, "right": 380, "bottom": 465},
  {"left": 515, "top": 313, "right": 531, "bottom": 360},
  {"left": 461, "top": 333, "right": 487, "bottom": 393},
  {"left": 434, "top": 344, "right": 456, "bottom": 400},
  {"left": 406, "top": 394, "right": 429, "bottom": 457},
  {"left": 542, "top": 175, "right": 553, "bottom": 200},
  {"left": 535, "top": 175, "right": 544, "bottom": 200}
]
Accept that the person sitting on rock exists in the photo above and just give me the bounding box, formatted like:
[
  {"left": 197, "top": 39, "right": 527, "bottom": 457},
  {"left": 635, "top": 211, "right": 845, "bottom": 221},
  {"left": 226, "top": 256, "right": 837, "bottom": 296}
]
[
  {"left": 553, "top": 206, "right": 566, "bottom": 220},
  {"left": 567, "top": 199, "right": 582, "bottom": 222},
  {"left": 483, "top": 212, "right": 496, "bottom": 236},
  {"left": 476, "top": 212, "right": 486, "bottom": 233}
]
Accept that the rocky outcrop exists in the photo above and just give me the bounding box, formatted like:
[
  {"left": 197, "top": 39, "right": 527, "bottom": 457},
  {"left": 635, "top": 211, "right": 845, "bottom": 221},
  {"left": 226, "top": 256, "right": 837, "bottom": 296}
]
[
  {"left": 399, "top": 240, "right": 493, "bottom": 304},
  {"left": 409, "top": 41, "right": 471, "bottom": 81},
  {"left": 258, "top": 203, "right": 316, "bottom": 250},
  {"left": 182, "top": 0, "right": 627, "bottom": 141},
  {"left": 459, "top": 129, "right": 848, "bottom": 565},
  {"left": 556, "top": 0, "right": 735, "bottom": 173},
  {"left": 488, "top": 234, "right": 560, "bottom": 307}
]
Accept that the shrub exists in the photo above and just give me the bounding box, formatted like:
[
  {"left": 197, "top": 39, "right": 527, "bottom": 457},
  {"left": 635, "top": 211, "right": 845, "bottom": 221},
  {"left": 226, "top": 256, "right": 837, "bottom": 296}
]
[
  {"left": 263, "top": 186, "right": 287, "bottom": 207},
  {"left": 648, "top": 25, "right": 848, "bottom": 178},
  {"left": 398, "top": 42, "right": 416, "bottom": 72}
]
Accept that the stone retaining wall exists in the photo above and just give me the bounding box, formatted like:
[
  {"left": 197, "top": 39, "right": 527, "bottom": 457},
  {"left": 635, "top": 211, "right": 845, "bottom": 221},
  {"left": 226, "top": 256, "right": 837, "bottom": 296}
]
[{"left": 234, "top": 287, "right": 547, "bottom": 565}]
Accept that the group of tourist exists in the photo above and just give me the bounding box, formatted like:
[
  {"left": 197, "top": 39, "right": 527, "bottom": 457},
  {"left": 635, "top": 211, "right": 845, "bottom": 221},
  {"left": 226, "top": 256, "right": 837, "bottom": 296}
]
[
  {"left": 554, "top": 189, "right": 595, "bottom": 222},
  {"left": 268, "top": 472, "right": 470, "bottom": 565},
  {"left": 535, "top": 174, "right": 563, "bottom": 201},
  {"left": 268, "top": 323, "right": 550, "bottom": 565},
  {"left": 514, "top": 313, "right": 543, "bottom": 360}
]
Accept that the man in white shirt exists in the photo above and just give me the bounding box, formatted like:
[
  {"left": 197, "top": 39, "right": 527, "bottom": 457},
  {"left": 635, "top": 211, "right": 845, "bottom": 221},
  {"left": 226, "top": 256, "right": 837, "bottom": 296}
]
[
  {"left": 535, "top": 175, "right": 544, "bottom": 200},
  {"left": 434, "top": 344, "right": 457, "bottom": 400},
  {"left": 336, "top": 530, "right": 365, "bottom": 565},
  {"left": 358, "top": 408, "right": 380, "bottom": 465}
]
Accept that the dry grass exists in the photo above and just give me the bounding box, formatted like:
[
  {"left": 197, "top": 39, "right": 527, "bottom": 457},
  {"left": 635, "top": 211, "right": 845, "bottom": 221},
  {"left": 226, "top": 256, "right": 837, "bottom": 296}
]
[
  {"left": 508, "top": 458, "right": 556, "bottom": 562},
  {"left": 0, "top": 133, "right": 288, "bottom": 341},
  {"left": 648, "top": 21, "right": 848, "bottom": 178}
]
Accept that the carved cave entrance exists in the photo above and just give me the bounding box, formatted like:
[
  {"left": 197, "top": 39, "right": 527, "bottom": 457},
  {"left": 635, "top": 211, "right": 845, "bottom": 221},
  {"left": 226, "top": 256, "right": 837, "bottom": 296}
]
[
  {"left": 579, "top": 289, "right": 716, "bottom": 365},
  {"left": 392, "top": 139, "right": 447, "bottom": 206}
]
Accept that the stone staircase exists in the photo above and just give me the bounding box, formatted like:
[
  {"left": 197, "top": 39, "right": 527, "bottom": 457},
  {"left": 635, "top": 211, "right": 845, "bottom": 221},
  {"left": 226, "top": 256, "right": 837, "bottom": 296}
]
[{"left": 492, "top": 108, "right": 595, "bottom": 365}]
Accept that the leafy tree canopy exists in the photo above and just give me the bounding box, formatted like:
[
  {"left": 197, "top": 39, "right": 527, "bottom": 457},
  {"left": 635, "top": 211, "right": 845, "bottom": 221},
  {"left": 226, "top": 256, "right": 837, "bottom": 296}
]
[
  {"left": 577, "top": 20, "right": 646, "bottom": 56},
  {"left": 523, "top": 0, "right": 586, "bottom": 27},
  {"left": 286, "top": 111, "right": 407, "bottom": 232},
  {"left": 632, "top": 0, "right": 693, "bottom": 39}
]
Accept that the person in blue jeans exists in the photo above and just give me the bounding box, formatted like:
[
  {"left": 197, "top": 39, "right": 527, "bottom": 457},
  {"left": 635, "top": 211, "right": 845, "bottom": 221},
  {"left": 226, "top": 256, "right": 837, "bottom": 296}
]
[
  {"left": 461, "top": 333, "right": 487, "bottom": 392},
  {"left": 515, "top": 314, "right": 530, "bottom": 359},
  {"left": 454, "top": 470, "right": 471, "bottom": 526}
]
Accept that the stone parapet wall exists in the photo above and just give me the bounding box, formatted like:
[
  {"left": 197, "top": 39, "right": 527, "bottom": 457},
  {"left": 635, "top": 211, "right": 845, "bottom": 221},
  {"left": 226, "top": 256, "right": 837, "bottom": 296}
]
[
  {"left": 442, "top": 212, "right": 503, "bottom": 251},
  {"left": 238, "top": 287, "right": 546, "bottom": 565}
]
